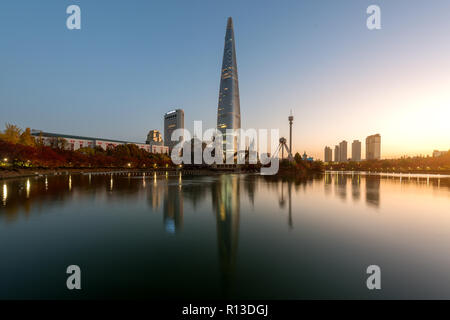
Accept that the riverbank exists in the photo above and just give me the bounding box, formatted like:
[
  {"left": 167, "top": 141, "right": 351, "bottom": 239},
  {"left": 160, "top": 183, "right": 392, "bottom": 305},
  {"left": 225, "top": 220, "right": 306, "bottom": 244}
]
[
  {"left": 0, "top": 167, "right": 180, "bottom": 180},
  {"left": 0, "top": 166, "right": 259, "bottom": 180},
  {"left": 6, "top": 166, "right": 448, "bottom": 181},
  {"left": 326, "top": 169, "right": 450, "bottom": 175}
]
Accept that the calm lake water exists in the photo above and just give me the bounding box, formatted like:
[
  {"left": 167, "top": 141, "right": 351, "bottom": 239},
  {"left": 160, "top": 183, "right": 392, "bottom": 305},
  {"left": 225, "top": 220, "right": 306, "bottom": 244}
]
[{"left": 1, "top": 171, "right": 450, "bottom": 299}]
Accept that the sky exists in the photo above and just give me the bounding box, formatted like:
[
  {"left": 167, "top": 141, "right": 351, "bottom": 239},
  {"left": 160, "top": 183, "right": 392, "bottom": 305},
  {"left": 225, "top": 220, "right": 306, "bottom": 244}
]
[{"left": 1, "top": 0, "right": 449, "bottom": 160}]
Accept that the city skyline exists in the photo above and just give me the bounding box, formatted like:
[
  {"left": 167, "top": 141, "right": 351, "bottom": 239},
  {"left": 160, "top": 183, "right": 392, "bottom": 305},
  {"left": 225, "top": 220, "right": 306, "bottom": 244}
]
[{"left": 1, "top": 0, "right": 449, "bottom": 160}]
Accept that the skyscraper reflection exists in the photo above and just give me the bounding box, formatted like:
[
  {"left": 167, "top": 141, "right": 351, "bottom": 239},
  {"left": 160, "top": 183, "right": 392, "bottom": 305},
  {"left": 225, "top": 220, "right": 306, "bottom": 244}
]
[
  {"left": 244, "top": 175, "right": 256, "bottom": 208},
  {"left": 352, "top": 173, "right": 361, "bottom": 202},
  {"left": 163, "top": 182, "right": 184, "bottom": 234},
  {"left": 335, "top": 172, "right": 347, "bottom": 201},
  {"left": 324, "top": 172, "right": 332, "bottom": 196},
  {"left": 211, "top": 174, "right": 240, "bottom": 297},
  {"left": 365, "top": 175, "right": 381, "bottom": 208}
]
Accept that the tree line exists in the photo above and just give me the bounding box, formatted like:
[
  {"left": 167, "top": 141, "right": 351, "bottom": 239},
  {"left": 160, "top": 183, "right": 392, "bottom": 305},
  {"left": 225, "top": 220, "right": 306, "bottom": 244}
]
[
  {"left": 324, "top": 153, "right": 450, "bottom": 173},
  {"left": 0, "top": 124, "right": 171, "bottom": 169}
]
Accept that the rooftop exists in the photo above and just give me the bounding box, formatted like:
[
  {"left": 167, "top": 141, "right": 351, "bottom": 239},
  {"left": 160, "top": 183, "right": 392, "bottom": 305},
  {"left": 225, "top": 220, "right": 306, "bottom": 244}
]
[{"left": 31, "top": 130, "right": 145, "bottom": 145}]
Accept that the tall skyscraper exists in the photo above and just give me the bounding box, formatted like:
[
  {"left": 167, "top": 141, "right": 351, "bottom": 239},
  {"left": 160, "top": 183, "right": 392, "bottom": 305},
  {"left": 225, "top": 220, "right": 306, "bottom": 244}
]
[
  {"left": 366, "top": 134, "right": 381, "bottom": 160},
  {"left": 339, "top": 140, "right": 348, "bottom": 162},
  {"left": 217, "top": 17, "right": 241, "bottom": 155},
  {"left": 334, "top": 145, "right": 340, "bottom": 162},
  {"left": 324, "top": 146, "right": 332, "bottom": 162},
  {"left": 351, "top": 140, "right": 361, "bottom": 161},
  {"left": 164, "top": 109, "right": 184, "bottom": 151}
]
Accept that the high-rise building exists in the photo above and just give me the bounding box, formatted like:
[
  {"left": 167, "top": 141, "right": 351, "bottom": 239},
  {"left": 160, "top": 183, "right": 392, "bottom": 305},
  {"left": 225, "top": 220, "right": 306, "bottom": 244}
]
[
  {"left": 351, "top": 140, "right": 361, "bottom": 161},
  {"left": 366, "top": 134, "right": 381, "bottom": 160},
  {"left": 217, "top": 17, "right": 241, "bottom": 155},
  {"left": 146, "top": 130, "right": 163, "bottom": 146},
  {"left": 324, "top": 146, "right": 332, "bottom": 162},
  {"left": 339, "top": 140, "right": 348, "bottom": 162},
  {"left": 334, "top": 145, "right": 340, "bottom": 162},
  {"left": 164, "top": 109, "right": 184, "bottom": 151}
]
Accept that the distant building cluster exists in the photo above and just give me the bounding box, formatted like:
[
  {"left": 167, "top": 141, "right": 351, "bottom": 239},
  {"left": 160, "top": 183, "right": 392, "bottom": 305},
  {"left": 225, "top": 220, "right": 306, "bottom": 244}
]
[
  {"left": 31, "top": 107, "right": 187, "bottom": 156},
  {"left": 29, "top": 106, "right": 188, "bottom": 155},
  {"left": 433, "top": 150, "right": 448, "bottom": 158},
  {"left": 324, "top": 134, "right": 381, "bottom": 163}
]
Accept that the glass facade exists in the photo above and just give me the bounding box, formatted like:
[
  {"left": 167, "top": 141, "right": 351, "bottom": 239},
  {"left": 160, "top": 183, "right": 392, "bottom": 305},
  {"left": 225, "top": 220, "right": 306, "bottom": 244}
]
[
  {"left": 217, "top": 17, "right": 241, "bottom": 153},
  {"left": 164, "top": 109, "right": 184, "bottom": 151}
]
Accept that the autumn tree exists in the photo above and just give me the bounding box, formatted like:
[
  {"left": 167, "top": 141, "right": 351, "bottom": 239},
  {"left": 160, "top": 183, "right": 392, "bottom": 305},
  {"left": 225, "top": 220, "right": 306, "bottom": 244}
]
[
  {"left": 49, "top": 137, "right": 68, "bottom": 150},
  {"left": 0, "top": 123, "right": 22, "bottom": 144},
  {"left": 19, "top": 128, "right": 36, "bottom": 146}
]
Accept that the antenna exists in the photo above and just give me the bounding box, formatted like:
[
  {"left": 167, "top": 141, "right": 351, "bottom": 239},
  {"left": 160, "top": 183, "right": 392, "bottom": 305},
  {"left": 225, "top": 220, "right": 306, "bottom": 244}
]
[{"left": 288, "top": 109, "right": 294, "bottom": 156}]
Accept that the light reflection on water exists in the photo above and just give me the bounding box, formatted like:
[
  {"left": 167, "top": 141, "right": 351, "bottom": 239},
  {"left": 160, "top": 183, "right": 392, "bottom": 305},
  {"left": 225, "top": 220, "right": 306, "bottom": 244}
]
[{"left": 0, "top": 172, "right": 450, "bottom": 299}]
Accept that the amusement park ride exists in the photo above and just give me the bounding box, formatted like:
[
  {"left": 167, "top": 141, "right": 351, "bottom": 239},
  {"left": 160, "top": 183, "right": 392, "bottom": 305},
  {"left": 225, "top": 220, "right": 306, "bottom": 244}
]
[{"left": 272, "top": 111, "right": 294, "bottom": 162}]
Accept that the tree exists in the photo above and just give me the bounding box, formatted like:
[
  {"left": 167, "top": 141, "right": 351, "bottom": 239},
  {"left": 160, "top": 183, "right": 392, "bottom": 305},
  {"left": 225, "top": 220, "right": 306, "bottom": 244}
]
[
  {"left": 49, "top": 137, "right": 68, "bottom": 150},
  {"left": 36, "top": 132, "right": 45, "bottom": 147},
  {"left": 77, "top": 147, "right": 95, "bottom": 156},
  {"left": 0, "top": 123, "right": 21, "bottom": 144},
  {"left": 19, "top": 128, "right": 36, "bottom": 146},
  {"left": 294, "top": 152, "right": 302, "bottom": 164}
]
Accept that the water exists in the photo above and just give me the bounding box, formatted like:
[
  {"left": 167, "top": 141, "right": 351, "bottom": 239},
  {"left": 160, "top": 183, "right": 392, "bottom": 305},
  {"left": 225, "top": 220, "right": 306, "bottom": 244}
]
[{"left": 1, "top": 171, "right": 450, "bottom": 299}]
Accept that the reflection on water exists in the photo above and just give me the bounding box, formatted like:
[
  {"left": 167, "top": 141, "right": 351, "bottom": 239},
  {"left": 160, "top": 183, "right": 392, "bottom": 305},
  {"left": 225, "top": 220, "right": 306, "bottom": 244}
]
[
  {"left": 212, "top": 175, "right": 240, "bottom": 296},
  {"left": 335, "top": 172, "right": 347, "bottom": 201},
  {"left": 352, "top": 173, "right": 361, "bottom": 202},
  {"left": 2, "top": 183, "right": 7, "bottom": 206},
  {"left": 1, "top": 171, "right": 450, "bottom": 299},
  {"left": 366, "top": 176, "right": 381, "bottom": 208},
  {"left": 163, "top": 181, "right": 184, "bottom": 234}
]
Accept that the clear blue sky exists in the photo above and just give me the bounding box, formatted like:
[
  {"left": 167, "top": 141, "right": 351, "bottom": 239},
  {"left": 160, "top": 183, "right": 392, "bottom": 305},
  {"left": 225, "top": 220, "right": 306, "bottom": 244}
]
[{"left": 1, "top": 0, "right": 450, "bottom": 159}]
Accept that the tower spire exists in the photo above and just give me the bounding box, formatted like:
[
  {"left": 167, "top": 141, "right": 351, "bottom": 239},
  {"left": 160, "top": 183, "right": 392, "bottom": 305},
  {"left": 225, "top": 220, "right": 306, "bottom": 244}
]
[
  {"left": 288, "top": 110, "right": 294, "bottom": 156},
  {"left": 227, "top": 16, "right": 233, "bottom": 29}
]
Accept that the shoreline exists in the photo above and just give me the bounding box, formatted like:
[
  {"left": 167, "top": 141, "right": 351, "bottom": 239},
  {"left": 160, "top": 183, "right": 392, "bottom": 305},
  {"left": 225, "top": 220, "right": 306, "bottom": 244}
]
[
  {"left": 0, "top": 167, "right": 180, "bottom": 180},
  {"left": 0, "top": 166, "right": 256, "bottom": 180},
  {"left": 2, "top": 167, "right": 450, "bottom": 180},
  {"left": 325, "top": 169, "right": 450, "bottom": 176}
]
